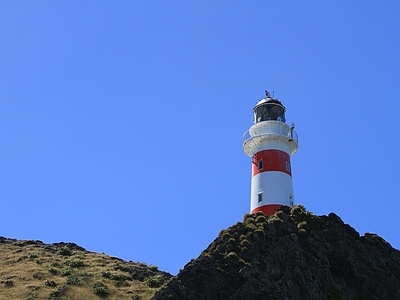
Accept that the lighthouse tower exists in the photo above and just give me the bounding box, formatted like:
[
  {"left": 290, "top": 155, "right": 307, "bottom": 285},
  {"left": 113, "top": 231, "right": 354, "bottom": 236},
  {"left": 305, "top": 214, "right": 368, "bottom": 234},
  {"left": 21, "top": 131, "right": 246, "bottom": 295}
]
[{"left": 243, "top": 91, "right": 298, "bottom": 216}]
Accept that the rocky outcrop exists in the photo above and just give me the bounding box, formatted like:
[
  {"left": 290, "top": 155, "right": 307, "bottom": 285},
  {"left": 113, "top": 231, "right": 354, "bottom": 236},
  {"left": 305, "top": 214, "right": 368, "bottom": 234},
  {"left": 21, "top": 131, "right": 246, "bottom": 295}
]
[{"left": 153, "top": 206, "right": 400, "bottom": 299}]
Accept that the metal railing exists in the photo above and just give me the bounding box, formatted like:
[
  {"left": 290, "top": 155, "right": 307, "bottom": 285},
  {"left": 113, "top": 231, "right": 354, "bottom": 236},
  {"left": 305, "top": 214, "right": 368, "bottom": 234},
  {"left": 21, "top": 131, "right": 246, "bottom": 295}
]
[{"left": 242, "top": 123, "right": 298, "bottom": 145}]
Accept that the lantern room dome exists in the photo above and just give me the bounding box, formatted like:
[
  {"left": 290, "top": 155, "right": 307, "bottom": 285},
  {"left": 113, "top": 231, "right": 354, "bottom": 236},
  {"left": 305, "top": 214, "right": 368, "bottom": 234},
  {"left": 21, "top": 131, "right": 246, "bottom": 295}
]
[{"left": 253, "top": 92, "right": 286, "bottom": 123}]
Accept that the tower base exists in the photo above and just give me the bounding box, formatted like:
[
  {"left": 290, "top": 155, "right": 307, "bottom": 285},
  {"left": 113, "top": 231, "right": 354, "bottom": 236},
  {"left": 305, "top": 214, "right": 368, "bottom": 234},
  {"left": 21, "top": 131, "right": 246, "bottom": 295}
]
[{"left": 251, "top": 204, "right": 281, "bottom": 216}]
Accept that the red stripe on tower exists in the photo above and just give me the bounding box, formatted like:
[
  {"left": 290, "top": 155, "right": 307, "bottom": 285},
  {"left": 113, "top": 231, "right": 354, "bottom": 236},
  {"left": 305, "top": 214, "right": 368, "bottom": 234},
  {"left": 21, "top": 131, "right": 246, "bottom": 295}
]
[
  {"left": 243, "top": 91, "right": 298, "bottom": 216},
  {"left": 251, "top": 205, "right": 282, "bottom": 216},
  {"left": 252, "top": 149, "right": 292, "bottom": 177}
]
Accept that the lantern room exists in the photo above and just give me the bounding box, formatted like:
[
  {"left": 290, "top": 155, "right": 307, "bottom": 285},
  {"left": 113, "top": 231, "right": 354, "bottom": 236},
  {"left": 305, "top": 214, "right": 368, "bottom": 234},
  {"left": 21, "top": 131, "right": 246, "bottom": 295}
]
[{"left": 253, "top": 91, "right": 286, "bottom": 124}]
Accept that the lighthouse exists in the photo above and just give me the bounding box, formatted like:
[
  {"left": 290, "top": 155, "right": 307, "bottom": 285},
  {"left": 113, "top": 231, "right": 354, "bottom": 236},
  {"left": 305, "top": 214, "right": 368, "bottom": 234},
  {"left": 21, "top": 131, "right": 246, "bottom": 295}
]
[{"left": 243, "top": 91, "right": 298, "bottom": 216}]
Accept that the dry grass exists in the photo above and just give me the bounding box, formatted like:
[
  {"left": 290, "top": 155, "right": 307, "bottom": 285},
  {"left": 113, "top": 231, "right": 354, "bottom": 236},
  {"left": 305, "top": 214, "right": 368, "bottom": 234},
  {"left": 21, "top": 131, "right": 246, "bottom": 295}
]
[{"left": 0, "top": 238, "right": 170, "bottom": 300}]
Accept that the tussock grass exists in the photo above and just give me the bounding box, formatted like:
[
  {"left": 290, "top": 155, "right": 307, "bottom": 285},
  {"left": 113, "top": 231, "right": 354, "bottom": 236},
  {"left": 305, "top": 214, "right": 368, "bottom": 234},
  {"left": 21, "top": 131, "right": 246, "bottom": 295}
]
[{"left": 0, "top": 238, "right": 169, "bottom": 300}]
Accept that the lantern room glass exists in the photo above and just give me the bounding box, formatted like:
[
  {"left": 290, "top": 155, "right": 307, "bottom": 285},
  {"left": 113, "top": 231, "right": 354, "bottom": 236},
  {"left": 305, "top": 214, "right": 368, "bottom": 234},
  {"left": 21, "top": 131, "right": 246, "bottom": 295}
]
[{"left": 253, "top": 102, "right": 286, "bottom": 123}]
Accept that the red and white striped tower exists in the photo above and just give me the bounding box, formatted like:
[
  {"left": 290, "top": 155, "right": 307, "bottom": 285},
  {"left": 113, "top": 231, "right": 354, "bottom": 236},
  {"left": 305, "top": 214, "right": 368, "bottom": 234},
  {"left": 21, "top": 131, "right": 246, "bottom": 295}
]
[{"left": 243, "top": 91, "right": 298, "bottom": 216}]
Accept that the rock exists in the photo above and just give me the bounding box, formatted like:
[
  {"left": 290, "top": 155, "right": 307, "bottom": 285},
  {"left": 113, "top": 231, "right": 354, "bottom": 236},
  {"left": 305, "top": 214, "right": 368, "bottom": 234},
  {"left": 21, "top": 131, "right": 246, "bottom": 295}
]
[{"left": 152, "top": 206, "right": 400, "bottom": 300}]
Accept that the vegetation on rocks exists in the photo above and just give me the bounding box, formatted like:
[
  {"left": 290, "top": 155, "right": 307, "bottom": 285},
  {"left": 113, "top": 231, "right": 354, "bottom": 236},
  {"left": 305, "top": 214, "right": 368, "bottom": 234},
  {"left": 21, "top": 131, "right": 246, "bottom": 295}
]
[{"left": 153, "top": 205, "right": 400, "bottom": 300}]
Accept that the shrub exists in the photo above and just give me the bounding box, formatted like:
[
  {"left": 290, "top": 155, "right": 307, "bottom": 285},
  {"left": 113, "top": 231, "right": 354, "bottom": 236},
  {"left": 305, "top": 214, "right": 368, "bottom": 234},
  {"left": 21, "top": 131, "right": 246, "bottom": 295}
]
[
  {"left": 269, "top": 216, "right": 284, "bottom": 226},
  {"left": 275, "top": 210, "right": 285, "bottom": 218},
  {"left": 48, "top": 268, "right": 59, "bottom": 275},
  {"left": 224, "top": 252, "right": 238, "bottom": 260},
  {"left": 51, "top": 260, "right": 62, "bottom": 268},
  {"left": 66, "top": 276, "right": 80, "bottom": 285},
  {"left": 57, "top": 246, "right": 72, "bottom": 256},
  {"left": 144, "top": 275, "right": 164, "bottom": 288},
  {"left": 219, "top": 229, "right": 231, "bottom": 239},
  {"left": 110, "top": 273, "right": 130, "bottom": 281},
  {"left": 255, "top": 215, "right": 267, "bottom": 224},
  {"left": 97, "top": 258, "right": 108, "bottom": 267},
  {"left": 100, "top": 271, "right": 111, "bottom": 278},
  {"left": 243, "top": 213, "right": 254, "bottom": 222},
  {"left": 4, "top": 280, "right": 13, "bottom": 287},
  {"left": 92, "top": 281, "right": 109, "bottom": 297},
  {"left": 59, "top": 268, "right": 72, "bottom": 277},
  {"left": 65, "top": 259, "right": 85, "bottom": 268},
  {"left": 45, "top": 279, "right": 57, "bottom": 287},
  {"left": 245, "top": 222, "right": 257, "bottom": 230},
  {"left": 100, "top": 271, "right": 131, "bottom": 286},
  {"left": 240, "top": 239, "right": 250, "bottom": 247},
  {"left": 297, "top": 221, "right": 308, "bottom": 230},
  {"left": 78, "top": 271, "right": 93, "bottom": 284},
  {"left": 49, "top": 285, "right": 68, "bottom": 298},
  {"left": 33, "top": 272, "right": 43, "bottom": 280},
  {"left": 114, "top": 279, "right": 130, "bottom": 287},
  {"left": 227, "top": 237, "right": 236, "bottom": 245},
  {"left": 149, "top": 265, "right": 158, "bottom": 271},
  {"left": 290, "top": 205, "right": 306, "bottom": 215},
  {"left": 244, "top": 216, "right": 255, "bottom": 225},
  {"left": 291, "top": 205, "right": 319, "bottom": 226},
  {"left": 78, "top": 271, "right": 92, "bottom": 277},
  {"left": 28, "top": 253, "right": 38, "bottom": 259}
]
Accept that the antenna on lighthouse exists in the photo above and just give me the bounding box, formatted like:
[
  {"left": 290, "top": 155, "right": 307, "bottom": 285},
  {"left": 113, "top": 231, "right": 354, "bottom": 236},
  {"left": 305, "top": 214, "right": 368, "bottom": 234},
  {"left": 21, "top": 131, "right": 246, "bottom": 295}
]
[{"left": 242, "top": 91, "right": 299, "bottom": 216}]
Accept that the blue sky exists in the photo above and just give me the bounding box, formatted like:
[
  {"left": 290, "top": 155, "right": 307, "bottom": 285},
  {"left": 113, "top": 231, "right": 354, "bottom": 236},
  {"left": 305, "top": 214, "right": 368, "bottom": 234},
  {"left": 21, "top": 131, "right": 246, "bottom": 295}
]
[{"left": 1, "top": 2, "right": 399, "bottom": 275}]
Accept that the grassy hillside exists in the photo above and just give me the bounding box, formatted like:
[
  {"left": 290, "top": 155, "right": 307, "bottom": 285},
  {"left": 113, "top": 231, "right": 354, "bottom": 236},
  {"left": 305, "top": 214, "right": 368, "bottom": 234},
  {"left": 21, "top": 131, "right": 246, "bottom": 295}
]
[{"left": 0, "top": 237, "right": 171, "bottom": 300}]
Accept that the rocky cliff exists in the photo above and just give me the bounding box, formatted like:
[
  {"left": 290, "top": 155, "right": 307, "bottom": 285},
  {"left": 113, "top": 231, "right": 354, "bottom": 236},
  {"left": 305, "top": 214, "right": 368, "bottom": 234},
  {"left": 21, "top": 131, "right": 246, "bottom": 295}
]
[{"left": 152, "top": 206, "right": 400, "bottom": 300}]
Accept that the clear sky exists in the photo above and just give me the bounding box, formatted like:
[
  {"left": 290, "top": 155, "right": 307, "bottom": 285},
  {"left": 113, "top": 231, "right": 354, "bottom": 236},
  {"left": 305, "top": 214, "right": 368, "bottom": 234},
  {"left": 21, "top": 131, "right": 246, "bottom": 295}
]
[{"left": 1, "top": 2, "right": 399, "bottom": 275}]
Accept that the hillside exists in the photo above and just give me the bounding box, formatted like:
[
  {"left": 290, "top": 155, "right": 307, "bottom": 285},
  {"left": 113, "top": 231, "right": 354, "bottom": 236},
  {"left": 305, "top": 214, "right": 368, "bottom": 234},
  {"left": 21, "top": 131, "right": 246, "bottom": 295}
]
[
  {"left": 0, "top": 238, "right": 171, "bottom": 300},
  {"left": 153, "top": 205, "right": 400, "bottom": 299},
  {"left": 2, "top": 205, "right": 400, "bottom": 300}
]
